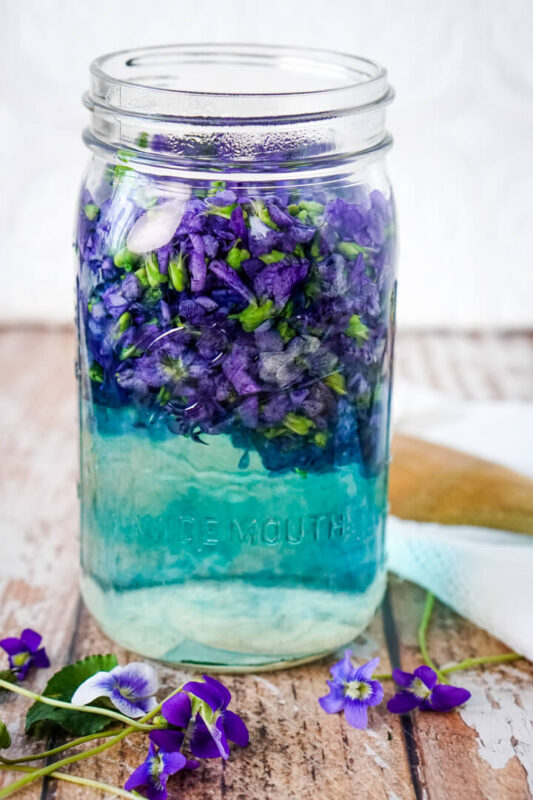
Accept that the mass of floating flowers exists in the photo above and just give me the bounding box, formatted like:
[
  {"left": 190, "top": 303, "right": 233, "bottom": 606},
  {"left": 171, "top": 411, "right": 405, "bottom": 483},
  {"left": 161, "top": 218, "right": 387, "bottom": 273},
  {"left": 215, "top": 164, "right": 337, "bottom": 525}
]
[
  {"left": 77, "top": 167, "right": 396, "bottom": 476},
  {"left": 0, "top": 600, "right": 523, "bottom": 799}
]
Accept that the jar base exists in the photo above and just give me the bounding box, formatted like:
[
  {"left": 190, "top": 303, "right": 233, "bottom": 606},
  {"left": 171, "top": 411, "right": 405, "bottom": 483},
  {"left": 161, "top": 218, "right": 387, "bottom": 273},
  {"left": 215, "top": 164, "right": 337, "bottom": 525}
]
[{"left": 81, "top": 572, "right": 386, "bottom": 672}]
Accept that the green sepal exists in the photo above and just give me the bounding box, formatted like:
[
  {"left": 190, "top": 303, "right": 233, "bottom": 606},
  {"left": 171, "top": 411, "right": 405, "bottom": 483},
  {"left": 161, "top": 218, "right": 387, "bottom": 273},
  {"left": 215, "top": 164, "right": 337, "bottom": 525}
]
[
  {"left": 136, "top": 131, "right": 149, "bottom": 148},
  {"left": 277, "top": 321, "right": 295, "bottom": 343},
  {"left": 337, "top": 241, "right": 367, "bottom": 259},
  {"left": 226, "top": 241, "right": 250, "bottom": 270},
  {"left": 324, "top": 372, "right": 347, "bottom": 395},
  {"left": 134, "top": 266, "right": 150, "bottom": 288},
  {"left": 259, "top": 250, "right": 286, "bottom": 264},
  {"left": 0, "top": 670, "right": 16, "bottom": 685},
  {"left": 262, "top": 426, "right": 286, "bottom": 439},
  {"left": 251, "top": 199, "right": 278, "bottom": 230},
  {"left": 114, "top": 248, "right": 140, "bottom": 272},
  {"left": 345, "top": 314, "right": 369, "bottom": 342},
  {"left": 284, "top": 413, "right": 315, "bottom": 436},
  {"left": 310, "top": 233, "right": 321, "bottom": 260},
  {"left": 25, "top": 654, "right": 118, "bottom": 737},
  {"left": 168, "top": 252, "right": 188, "bottom": 291},
  {"left": 0, "top": 718, "right": 11, "bottom": 749},
  {"left": 314, "top": 431, "right": 329, "bottom": 447},
  {"left": 120, "top": 344, "right": 143, "bottom": 360},
  {"left": 143, "top": 287, "right": 163, "bottom": 307},
  {"left": 294, "top": 468, "right": 308, "bottom": 479},
  {"left": 117, "top": 312, "right": 131, "bottom": 333},
  {"left": 145, "top": 253, "right": 168, "bottom": 288},
  {"left": 205, "top": 203, "right": 236, "bottom": 220},
  {"left": 207, "top": 180, "right": 227, "bottom": 196},
  {"left": 293, "top": 244, "right": 305, "bottom": 259},
  {"left": 83, "top": 203, "right": 99, "bottom": 221},
  {"left": 298, "top": 200, "right": 324, "bottom": 214},
  {"left": 233, "top": 299, "right": 275, "bottom": 332},
  {"left": 156, "top": 386, "right": 171, "bottom": 405},
  {"left": 88, "top": 362, "right": 104, "bottom": 384}
]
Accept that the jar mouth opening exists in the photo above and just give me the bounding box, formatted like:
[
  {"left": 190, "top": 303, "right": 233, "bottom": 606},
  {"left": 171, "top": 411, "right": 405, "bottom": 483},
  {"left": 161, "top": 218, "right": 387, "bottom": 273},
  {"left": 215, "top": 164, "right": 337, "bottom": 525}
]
[{"left": 89, "top": 43, "right": 391, "bottom": 121}]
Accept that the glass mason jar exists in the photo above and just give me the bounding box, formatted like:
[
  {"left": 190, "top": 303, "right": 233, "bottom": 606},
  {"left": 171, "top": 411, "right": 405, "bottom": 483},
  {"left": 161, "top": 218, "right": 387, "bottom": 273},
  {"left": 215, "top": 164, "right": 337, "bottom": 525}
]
[{"left": 76, "top": 44, "right": 396, "bottom": 670}]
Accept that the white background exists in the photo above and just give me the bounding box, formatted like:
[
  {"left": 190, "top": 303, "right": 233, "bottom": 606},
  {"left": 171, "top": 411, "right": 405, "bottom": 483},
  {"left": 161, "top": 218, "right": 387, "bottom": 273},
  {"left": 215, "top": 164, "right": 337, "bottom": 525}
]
[{"left": 1, "top": 0, "right": 532, "bottom": 329}]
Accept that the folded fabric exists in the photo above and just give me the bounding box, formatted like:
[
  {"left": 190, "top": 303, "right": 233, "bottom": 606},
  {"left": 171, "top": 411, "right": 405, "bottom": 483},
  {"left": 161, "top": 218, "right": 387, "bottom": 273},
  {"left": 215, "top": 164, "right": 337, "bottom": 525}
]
[
  {"left": 387, "top": 517, "right": 533, "bottom": 660},
  {"left": 388, "top": 382, "right": 533, "bottom": 658}
]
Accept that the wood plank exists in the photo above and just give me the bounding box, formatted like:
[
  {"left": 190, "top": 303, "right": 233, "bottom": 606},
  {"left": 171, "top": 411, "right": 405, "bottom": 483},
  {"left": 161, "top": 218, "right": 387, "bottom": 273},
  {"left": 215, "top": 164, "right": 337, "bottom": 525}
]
[
  {"left": 1, "top": 328, "right": 533, "bottom": 799},
  {"left": 387, "top": 577, "right": 533, "bottom": 800},
  {"left": 49, "top": 604, "right": 416, "bottom": 800},
  {"left": 0, "top": 330, "right": 80, "bottom": 794}
]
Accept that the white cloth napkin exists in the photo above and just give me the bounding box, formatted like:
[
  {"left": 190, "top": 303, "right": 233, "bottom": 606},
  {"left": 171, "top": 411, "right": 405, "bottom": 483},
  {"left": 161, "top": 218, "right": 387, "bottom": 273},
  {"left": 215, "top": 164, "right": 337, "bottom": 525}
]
[{"left": 387, "top": 381, "right": 533, "bottom": 660}]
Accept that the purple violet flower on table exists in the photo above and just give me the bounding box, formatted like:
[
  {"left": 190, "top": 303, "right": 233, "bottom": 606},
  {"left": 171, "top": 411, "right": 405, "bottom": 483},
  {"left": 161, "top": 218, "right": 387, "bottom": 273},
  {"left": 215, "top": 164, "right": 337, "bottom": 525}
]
[
  {"left": 124, "top": 739, "right": 197, "bottom": 800},
  {"left": 0, "top": 628, "right": 50, "bottom": 680},
  {"left": 318, "top": 650, "right": 384, "bottom": 729},
  {"left": 387, "top": 666, "right": 471, "bottom": 713},
  {"left": 161, "top": 675, "right": 249, "bottom": 760},
  {"left": 71, "top": 662, "right": 159, "bottom": 718}
]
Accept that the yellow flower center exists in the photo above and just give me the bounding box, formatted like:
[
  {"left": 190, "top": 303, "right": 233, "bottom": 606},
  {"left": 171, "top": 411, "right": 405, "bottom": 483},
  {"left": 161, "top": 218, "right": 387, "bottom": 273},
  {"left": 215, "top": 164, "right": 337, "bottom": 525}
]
[
  {"left": 12, "top": 652, "right": 30, "bottom": 668},
  {"left": 344, "top": 680, "right": 372, "bottom": 701},
  {"left": 410, "top": 677, "right": 432, "bottom": 699}
]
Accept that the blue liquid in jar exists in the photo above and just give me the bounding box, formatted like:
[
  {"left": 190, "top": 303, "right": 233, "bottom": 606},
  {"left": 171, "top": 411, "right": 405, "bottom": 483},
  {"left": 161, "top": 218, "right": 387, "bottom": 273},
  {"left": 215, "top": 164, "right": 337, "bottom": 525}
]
[{"left": 80, "top": 406, "right": 388, "bottom": 670}]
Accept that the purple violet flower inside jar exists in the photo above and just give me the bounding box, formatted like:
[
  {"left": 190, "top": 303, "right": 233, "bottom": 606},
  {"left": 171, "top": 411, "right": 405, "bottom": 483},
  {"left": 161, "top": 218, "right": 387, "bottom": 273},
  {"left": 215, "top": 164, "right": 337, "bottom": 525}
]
[{"left": 76, "top": 44, "right": 396, "bottom": 670}]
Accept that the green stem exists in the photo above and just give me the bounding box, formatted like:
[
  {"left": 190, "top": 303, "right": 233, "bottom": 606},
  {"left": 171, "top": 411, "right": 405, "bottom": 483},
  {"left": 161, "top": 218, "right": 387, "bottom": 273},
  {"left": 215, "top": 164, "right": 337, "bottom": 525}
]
[
  {"left": 417, "top": 592, "right": 448, "bottom": 682},
  {"left": 0, "top": 764, "right": 139, "bottom": 799},
  {"left": 0, "top": 686, "right": 182, "bottom": 799},
  {"left": 375, "top": 652, "right": 523, "bottom": 683},
  {"left": 0, "top": 728, "right": 134, "bottom": 798},
  {"left": 440, "top": 652, "right": 523, "bottom": 675},
  {"left": 0, "top": 678, "right": 154, "bottom": 732},
  {"left": 0, "top": 728, "right": 123, "bottom": 764}
]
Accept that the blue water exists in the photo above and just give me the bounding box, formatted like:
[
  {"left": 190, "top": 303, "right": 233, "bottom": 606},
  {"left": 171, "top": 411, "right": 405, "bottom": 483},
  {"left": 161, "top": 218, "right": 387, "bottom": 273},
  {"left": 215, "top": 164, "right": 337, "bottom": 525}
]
[{"left": 80, "top": 405, "right": 388, "bottom": 669}]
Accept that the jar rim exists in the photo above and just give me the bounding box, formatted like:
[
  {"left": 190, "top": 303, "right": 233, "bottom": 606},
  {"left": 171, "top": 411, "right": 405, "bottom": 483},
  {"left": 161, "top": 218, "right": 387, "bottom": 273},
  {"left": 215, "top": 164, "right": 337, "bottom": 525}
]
[{"left": 88, "top": 43, "right": 391, "bottom": 122}]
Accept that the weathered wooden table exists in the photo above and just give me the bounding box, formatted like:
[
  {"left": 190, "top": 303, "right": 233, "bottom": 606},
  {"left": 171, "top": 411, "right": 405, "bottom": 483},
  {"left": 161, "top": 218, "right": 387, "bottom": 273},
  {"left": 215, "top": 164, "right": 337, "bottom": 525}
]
[{"left": 1, "top": 329, "right": 532, "bottom": 800}]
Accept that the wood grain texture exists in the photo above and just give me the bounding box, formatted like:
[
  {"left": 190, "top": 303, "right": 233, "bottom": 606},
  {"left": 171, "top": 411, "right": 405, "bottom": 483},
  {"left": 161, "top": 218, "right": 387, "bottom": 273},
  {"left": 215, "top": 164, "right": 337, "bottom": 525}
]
[{"left": 1, "top": 328, "right": 532, "bottom": 800}]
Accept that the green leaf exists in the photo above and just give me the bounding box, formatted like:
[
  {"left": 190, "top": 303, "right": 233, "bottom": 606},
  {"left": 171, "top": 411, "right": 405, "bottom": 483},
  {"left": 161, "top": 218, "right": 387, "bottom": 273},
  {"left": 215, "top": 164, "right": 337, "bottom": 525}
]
[
  {"left": 0, "top": 719, "right": 11, "bottom": 749},
  {"left": 25, "top": 654, "right": 118, "bottom": 737},
  {"left": 0, "top": 669, "right": 17, "bottom": 685},
  {"left": 284, "top": 413, "right": 315, "bottom": 436},
  {"left": 345, "top": 314, "right": 369, "bottom": 342},
  {"left": 324, "top": 372, "right": 347, "bottom": 395},
  {"left": 234, "top": 300, "right": 275, "bottom": 332}
]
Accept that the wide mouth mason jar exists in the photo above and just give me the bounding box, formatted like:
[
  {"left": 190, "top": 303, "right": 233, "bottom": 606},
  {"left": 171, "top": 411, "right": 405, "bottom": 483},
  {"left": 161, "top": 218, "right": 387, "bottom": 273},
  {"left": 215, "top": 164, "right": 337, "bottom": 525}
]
[{"left": 76, "top": 44, "right": 396, "bottom": 671}]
